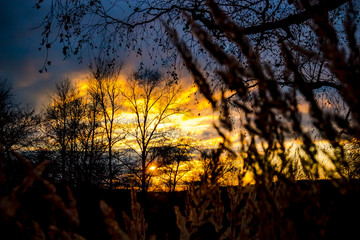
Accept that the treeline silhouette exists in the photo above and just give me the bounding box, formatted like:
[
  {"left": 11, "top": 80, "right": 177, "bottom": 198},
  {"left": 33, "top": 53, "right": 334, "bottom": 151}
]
[{"left": 1, "top": 67, "right": 202, "bottom": 192}]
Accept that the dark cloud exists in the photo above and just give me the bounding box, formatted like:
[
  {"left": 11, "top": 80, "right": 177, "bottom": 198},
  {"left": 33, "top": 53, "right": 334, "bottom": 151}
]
[
  {"left": 0, "top": 0, "right": 88, "bottom": 110},
  {"left": 0, "top": 1, "right": 191, "bottom": 112}
]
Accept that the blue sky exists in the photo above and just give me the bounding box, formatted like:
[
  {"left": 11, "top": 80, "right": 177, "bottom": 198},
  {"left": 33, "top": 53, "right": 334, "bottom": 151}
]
[
  {"left": 0, "top": 0, "right": 88, "bottom": 110},
  {"left": 0, "top": 0, "right": 185, "bottom": 111},
  {"left": 0, "top": 1, "right": 216, "bottom": 142}
]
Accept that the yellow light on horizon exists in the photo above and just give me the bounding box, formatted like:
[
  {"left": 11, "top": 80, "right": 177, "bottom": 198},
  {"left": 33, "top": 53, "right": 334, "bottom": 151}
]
[{"left": 149, "top": 165, "right": 156, "bottom": 171}]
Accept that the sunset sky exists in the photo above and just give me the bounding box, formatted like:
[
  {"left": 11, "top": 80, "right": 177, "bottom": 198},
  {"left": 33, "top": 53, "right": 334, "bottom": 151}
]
[
  {"left": 0, "top": 1, "right": 343, "bottom": 152},
  {"left": 0, "top": 0, "right": 224, "bottom": 146}
]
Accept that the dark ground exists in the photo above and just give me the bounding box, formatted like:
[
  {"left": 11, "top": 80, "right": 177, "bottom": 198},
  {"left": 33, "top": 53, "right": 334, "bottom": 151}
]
[{"left": 2, "top": 180, "right": 360, "bottom": 240}]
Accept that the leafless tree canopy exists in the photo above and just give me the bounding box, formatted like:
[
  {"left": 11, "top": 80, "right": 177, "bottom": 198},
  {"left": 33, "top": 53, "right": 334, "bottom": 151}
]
[
  {"left": 88, "top": 59, "right": 124, "bottom": 188},
  {"left": 120, "top": 68, "right": 184, "bottom": 192}
]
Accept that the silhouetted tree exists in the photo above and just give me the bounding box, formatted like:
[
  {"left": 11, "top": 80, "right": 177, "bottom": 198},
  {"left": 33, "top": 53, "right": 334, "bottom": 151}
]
[
  {"left": 76, "top": 90, "right": 108, "bottom": 187},
  {"left": 43, "top": 78, "right": 83, "bottom": 184},
  {"left": 88, "top": 59, "right": 125, "bottom": 189},
  {"left": 120, "top": 69, "right": 184, "bottom": 193},
  {"left": 0, "top": 78, "right": 40, "bottom": 186},
  {"left": 152, "top": 137, "right": 196, "bottom": 192}
]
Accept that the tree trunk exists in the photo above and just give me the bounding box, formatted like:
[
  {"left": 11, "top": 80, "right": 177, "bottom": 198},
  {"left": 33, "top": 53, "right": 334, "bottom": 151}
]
[
  {"left": 108, "top": 143, "right": 113, "bottom": 189},
  {"left": 141, "top": 152, "right": 146, "bottom": 194},
  {"left": 61, "top": 145, "right": 66, "bottom": 183}
]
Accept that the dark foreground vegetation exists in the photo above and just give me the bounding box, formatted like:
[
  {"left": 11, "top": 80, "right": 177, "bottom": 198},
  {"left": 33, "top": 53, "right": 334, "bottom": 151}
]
[{"left": 2, "top": 166, "right": 360, "bottom": 240}]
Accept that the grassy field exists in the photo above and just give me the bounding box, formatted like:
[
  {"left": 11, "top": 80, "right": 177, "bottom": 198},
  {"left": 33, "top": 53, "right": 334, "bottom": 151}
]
[{"left": 2, "top": 179, "right": 360, "bottom": 240}]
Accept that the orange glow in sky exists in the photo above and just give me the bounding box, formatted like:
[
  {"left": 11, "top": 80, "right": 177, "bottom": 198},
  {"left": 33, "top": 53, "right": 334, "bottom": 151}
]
[
  {"left": 72, "top": 73, "right": 222, "bottom": 149},
  {"left": 66, "top": 69, "right": 340, "bottom": 191}
]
